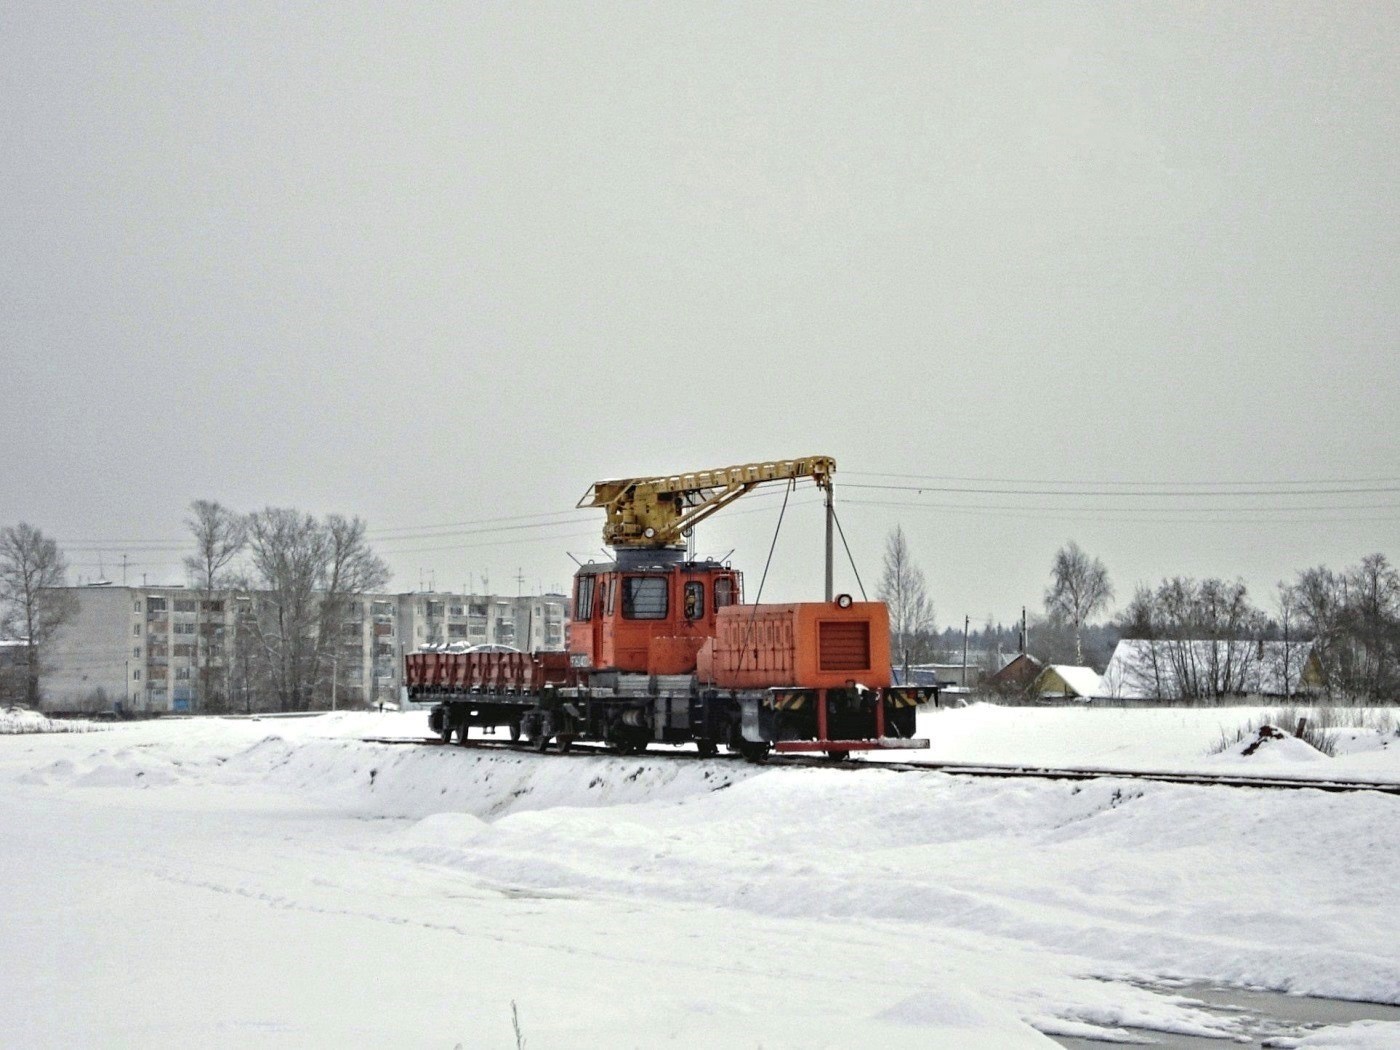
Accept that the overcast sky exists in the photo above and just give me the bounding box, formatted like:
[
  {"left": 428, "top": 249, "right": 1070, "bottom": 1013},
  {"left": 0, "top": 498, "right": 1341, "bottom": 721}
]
[{"left": 3, "top": 3, "right": 1397, "bottom": 627}]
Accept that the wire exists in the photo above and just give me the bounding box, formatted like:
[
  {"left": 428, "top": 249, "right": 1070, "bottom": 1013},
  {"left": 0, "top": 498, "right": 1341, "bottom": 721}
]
[
  {"left": 830, "top": 505, "right": 868, "bottom": 601},
  {"left": 739, "top": 479, "right": 795, "bottom": 670},
  {"left": 841, "top": 481, "right": 1400, "bottom": 498},
  {"left": 368, "top": 509, "right": 589, "bottom": 539},
  {"left": 838, "top": 495, "right": 1400, "bottom": 526},
  {"left": 845, "top": 470, "right": 1400, "bottom": 488}
]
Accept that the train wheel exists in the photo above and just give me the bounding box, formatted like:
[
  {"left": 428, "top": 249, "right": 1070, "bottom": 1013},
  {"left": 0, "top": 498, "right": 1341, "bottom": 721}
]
[
  {"left": 825, "top": 749, "right": 851, "bottom": 762},
  {"left": 556, "top": 735, "right": 574, "bottom": 754},
  {"left": 696, "top": 739, "right": 718, "bottom": 759}
]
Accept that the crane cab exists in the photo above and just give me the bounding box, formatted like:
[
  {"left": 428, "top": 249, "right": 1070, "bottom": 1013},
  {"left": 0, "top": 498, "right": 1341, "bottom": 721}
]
[{"left": 568, "top": 557, "right": 742, "bottom": 675}]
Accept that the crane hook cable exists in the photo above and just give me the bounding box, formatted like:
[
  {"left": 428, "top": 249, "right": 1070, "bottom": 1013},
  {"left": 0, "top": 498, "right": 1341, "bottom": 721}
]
[
  {"left": 830, "top": 505, "right": 868, "bottom": 601},
  {"left": 739, "top": 477, "right": 795, "bottom": 669}
]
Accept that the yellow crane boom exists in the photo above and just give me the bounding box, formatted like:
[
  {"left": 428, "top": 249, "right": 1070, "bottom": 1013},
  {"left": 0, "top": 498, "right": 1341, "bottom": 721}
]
[{"left": 579, "top": 456, "right": 836, "bottom": 550}]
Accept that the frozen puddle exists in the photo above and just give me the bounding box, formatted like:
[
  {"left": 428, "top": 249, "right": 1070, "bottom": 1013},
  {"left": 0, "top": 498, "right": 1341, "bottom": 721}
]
[{"left": 1052, "top": 983, "right": 1400, "bottom": 1048}]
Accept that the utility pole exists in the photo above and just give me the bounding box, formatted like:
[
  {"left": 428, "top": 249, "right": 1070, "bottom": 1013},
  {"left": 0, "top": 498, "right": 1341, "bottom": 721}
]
[
  {"left": 823, "top": 480, "right": 834, "bottom": 602},
  {"left": 962, "top": 615, "right": 970, "bottom": 690},
  {"left": 331, "top": 651, "right": 338, "bottom": 712}
]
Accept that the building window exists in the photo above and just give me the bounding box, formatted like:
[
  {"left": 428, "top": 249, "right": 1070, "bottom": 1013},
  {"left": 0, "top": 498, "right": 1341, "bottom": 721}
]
[
  {"left": 133, "top": 670, "right": 141, "bottom": 681},
  {"left": 148, "top": 597, "right": 166, "bottom": 612},
  {"left": 133, "top": 646, "right": 141, "bottom": 658},
  {"left": 448, "top": 624, "right": 468, "bottom": 638},
  {"left": 175, "top": 668, "right": 190, "bottom": 680},
  {"left": 622, "top": 577, "right": 668, "bottom": 620},
  {"left": 202, "top": 600, "right": 224, "bottom": 613},
  {"left": 133, "top": 600, "right": 142, "bottom": 612},
  {"left": 134, "top": 625, "right": 141, "bottom": 637},
  {"left": 174, "top": 599, "right": 196, "bottom": 613},
  {"left": 449, "top": 605, "right": 464, "bottom": 617}
]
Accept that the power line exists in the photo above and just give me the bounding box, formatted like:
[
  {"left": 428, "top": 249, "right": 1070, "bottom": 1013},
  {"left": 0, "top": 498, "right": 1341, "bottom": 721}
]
[
  {"left": 839, "top": 496, "right": 1400, "bottom": 526},
  {"left": 57, "top": 489, "right": 821, "bottom": 553},
  {"left": 841, "top": 481, "right": 1400, "bottom": 499},
  {"left": 368, "top": 508, "right": 589, "bottom": 539},
  {"left": 845, "top": 470, "right": 1400, "bottom": 488},
  {"left": 841, "top": 495, "right": 1400, "bottom": 518}
]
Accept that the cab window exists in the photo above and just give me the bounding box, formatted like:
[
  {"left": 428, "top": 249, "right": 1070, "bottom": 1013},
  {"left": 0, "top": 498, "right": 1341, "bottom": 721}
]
[
  {"left": 622, "top": 576, "right": 668, "bottom": 620},
  {"left": 714, "top": 576, "right": 736, "bottom": 611},
  {"left": 574, "top": 576, "right": 595, "bottom": 622},
  {"left": 683, "top": 581, "right": 704, "bottom": 621}
]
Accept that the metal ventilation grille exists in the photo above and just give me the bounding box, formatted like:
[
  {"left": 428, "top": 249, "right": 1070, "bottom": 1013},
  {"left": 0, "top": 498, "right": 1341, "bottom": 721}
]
[{"left": 818, "top": 621, "right": 870, "bottom": 671}]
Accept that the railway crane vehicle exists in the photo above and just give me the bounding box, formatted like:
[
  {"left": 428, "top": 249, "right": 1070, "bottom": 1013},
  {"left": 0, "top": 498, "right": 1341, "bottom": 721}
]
[{"left": 406, "top": 457, "right": 935, "bottom": 761}]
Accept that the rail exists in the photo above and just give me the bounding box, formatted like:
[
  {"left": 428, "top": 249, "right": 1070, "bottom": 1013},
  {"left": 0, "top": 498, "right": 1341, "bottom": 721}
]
[{"left": 356, "top": 737, "right": 1400, "bottom": 796}]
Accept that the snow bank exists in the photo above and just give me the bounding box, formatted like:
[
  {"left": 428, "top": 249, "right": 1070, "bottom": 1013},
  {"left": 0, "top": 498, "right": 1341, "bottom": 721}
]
[
  {"left": 1207, "top": 723, "right": 1330, "bottom": 764},
  {"left": 0, "top": 707, "right": 103, "bottom": 733},
  {"left": 1278, "top": 1021, "right": 1400, "bottom": 1049},
  {"left": 5, "top": 709, "right": 1399, "bottom": 1047},
  {"left": 895, "top": 702, "right": 1400, "bottom": 782},
  {"left": 215, "top": 735, "right": 761, "bottom": 820}
]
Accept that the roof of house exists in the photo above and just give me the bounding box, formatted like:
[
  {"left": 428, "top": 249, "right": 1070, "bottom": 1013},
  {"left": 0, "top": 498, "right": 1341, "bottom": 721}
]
[
  {"left": 1098, "top": 639, "right": 1315, "bottom": 700},
  {"left": 989, "top": 652, "right": 1042, "bottom": 679},
  {"left": 1036, "top": 666, "right": 1097, "bottom": 700},
  {"left": 1037, "top": 664, "right": 1102, "bottom": 697}
]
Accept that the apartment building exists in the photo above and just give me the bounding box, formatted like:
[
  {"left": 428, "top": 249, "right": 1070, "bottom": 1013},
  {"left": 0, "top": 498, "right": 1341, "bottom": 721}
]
[{"left": 41, "top": 585, "right": 569, "bottom": 714}]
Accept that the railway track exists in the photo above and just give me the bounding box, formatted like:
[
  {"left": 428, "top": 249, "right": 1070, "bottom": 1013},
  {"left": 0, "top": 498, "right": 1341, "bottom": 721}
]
[{"left": 356, "top": 736, "right": 1400, "bottom": 796}]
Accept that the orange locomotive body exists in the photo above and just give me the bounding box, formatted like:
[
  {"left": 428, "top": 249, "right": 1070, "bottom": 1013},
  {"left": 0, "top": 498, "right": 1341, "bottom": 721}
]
[
  {"left": 409, "top": 455, "right": 935, "bottom": 760},
  {"left": 699, "top": 601, "right": 892, "bottom": 691}
]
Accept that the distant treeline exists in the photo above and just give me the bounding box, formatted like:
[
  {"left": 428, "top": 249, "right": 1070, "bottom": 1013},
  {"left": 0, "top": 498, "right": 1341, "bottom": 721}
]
[{"left": 929, "top": 553, "right": 1399, "bottom": 702}]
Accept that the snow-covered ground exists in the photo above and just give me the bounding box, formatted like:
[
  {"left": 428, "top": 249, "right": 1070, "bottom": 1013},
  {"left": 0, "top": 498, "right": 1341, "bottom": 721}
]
[
  {"left": 2, "top": 705, "right": 1397, "bottom": 1048},
  {"left": 886, "top": 702, "right": 1400, "bottom": 783}
]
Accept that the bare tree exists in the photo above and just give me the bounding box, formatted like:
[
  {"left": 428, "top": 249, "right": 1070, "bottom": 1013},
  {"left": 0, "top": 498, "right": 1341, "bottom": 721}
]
[
  {"left": 1342, "top": 553, "right": 1400, "bottom": 700},
  {"left": 0, "top": 523, "right": 78, "bottom": 707},
  {"left": 1120, "top": 575, "right": 1264, "bottom": 700},
  {"left": 243, "top": 509, "right": 390, "bottom": 711},
  {"left": 1271, "top": 581, "right": 1306, "bottom": 700},
  {"left": 244, "top": 509, "right": 327, "bottom": 712},
  {"left": 316, "top": 515, "right": 390, "bottom": 707},
  {"left": 1293, "top": 564, "right": 1345, "bottom": 698},
  {"left": 877, "top": 526, "right": 935, "bottom": 666},
  {"left": 1044, "top": 541, "right": 1113, "bottom": 665},
  {"left": 183, "top": 500, "right": 246, "bottom": 712}
]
